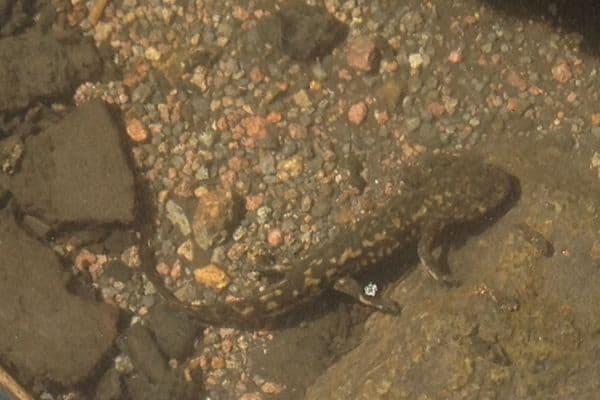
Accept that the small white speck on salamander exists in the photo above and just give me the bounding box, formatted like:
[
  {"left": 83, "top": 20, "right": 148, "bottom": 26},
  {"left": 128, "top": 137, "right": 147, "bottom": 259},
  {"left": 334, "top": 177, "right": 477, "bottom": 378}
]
[{"left": 364, "top": 282, "right": 379, "bottom": 297}]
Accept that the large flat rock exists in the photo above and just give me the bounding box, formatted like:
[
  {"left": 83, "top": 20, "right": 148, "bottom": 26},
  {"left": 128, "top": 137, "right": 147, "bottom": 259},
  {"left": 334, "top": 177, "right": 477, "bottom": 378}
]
[
  {"left": 0, "top": 29, "right": 101, "bottom": 113},
  {"left": 305, "top": 138, "right": 600, "bottom": 399},
  {"left": 0, "top": 206, "right": 118, "bottom": 386},
  {"left": 9, "top": 99, "right": 136, "bottom": 226}
]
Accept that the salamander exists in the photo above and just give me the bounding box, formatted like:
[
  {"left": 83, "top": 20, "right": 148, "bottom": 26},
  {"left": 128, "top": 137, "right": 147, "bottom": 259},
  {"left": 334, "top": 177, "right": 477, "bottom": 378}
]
[{"left": 140, "top": 153, "right": 518, "bottom": 327}]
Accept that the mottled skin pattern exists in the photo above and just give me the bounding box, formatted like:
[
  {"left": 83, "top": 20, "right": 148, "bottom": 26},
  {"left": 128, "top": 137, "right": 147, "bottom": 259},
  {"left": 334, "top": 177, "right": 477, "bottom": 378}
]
[{"left": 143, "top": 154, "right": 517, "bottom": 327}]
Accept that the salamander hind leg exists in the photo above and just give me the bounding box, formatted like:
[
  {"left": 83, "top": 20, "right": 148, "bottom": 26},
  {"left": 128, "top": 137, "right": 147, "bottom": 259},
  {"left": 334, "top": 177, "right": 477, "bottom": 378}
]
[
  {"left": 333, "top": 276, "right": 402, "bottom": 315},
  {"left": 417, "top": 220, "right": 460, "bottom": 287}
]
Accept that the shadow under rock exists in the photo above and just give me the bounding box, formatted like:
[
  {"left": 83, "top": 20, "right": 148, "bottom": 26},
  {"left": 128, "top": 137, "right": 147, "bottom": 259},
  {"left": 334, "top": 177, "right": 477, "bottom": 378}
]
[{"left": 481, "top": 0, "right": 600, "bottom": 54}]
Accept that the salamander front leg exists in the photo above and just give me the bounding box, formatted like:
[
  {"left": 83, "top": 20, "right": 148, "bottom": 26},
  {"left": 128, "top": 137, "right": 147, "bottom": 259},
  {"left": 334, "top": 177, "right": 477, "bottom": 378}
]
[
  {"left": 333, "top": 276, "right": 402, "bottom": 315},
  {"left": 417, "top": 221, "right": 460, "bottom": 287}
]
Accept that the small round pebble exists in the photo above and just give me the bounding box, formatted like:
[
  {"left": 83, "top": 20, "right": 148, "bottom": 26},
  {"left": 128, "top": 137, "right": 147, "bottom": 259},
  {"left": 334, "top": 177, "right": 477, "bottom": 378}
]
[
  {"left": 126, "top": 117, "right": 149, "bottom": 142},
  {"left": 551, "top": 62, "right": 572, "bottom": 83},
  {"left": 347, "top": 101, "right": 368, "bottom": 125},
  {"left": 447, "top": 49, "right": 462, "bottom": 64},
  {"left": 267, "top": 228, "right": 284, "bottom": 247},
  {"left": 194, "top": 264, "right": 231, "bottom": 292},
  {"left": 345, "top": 37, "right": 379, "bottom": 72},
  {"left": 261, "top": 381, "right": 286, "bottom": 394}
]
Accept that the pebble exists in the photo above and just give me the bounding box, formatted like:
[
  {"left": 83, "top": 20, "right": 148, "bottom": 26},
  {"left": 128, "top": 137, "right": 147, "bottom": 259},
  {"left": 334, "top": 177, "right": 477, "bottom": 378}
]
[
  {"left": 505, "top": 97, "right": 529, "bottom": 114},
  {"left": 125, "top": 117, "right": 149, "bottom": 142},
  {"left": 267, "top": 228, "right": 284, "bottom": 247},
  {"left": 504, "top": 69, "right": 528, "bottom": 91},
  {"left": 345, "top": 37, "right": 379, "bottom": 72},
  {"left": 249, "top": 66, "right": 264, "bottom": 83},
  {"left": 195, "top": 166, "right": 210, "bottom": 180},
  {"left": 192, "top": 187, "right": 237, "bottom": 250},
  {"left": 131, "top": 83, "right": 152, "bottom": 103},
  {"left": 276, "top": 156, "right": 304, "bottom": 181},
  {"left": 405, "top": 116, "right": 421, "bottom": 132},
  {"left": 260, "top": 382, "right": 286, "bottom": 394},
  {"left": 193, "top": 264, "right": 231, "bottom": 292},
  {"left": 221, "top": 339, "right": 234, "bottom": 353},
  {"left": 427, "top": 101, "right": 446, "bottom": 118},
  {"left": 259, "top": 152, "right": 276, "bottom": 175},
  {"left": 232, "top": 226, "right": 246, "bottom": 241},
  {"left": 144, "top": 46, "right": 161, "bottom": 61},
  {"left": 408, "top": 53, "right": 424, "bottom": 69},
  {"left": 93, "top": 21, "right": 113, "bottom": 42},
  {"left": 256, "top": 206, "right": 272, "bottom": 224},
  {"left": 347, "top": 101, "right": 368, "bottom": 125},
  {"left": 210, "top": 355, "right": 226, "bottom": 369},
  {"left": 144, "top": 281, "right": 156, "bottom": 295},
  {"left": 155, "top": 262, "right": 170, "bottom": 276},
  {"left": 190, "top": 67, "right": 208, "bottom": 92},
  {"left": 245, "top": 194, "right": 264, "bottom": 212},
  {"left": 239, "top": 115, "right": 267, "bottom": 146},
  {"left": 293, "top": 89, "right": 312, "bottom": 108},
  {"left": 551, "top": 61, "right": 572, "bottom": 83},
  {"left": 170, "top": 261, "right": 182, "bottom": 279},
  {"left": 120, "top": 245, "right": 140, "bottom": 268},
  {"left": 0, "top": 135, "right": 23, "bottom": 174},
  {"left": 114, "top": 355, "right": 134, "bottom": 374},
  {"left": 376, "top": 80, "right": 405, "bottom": 111},
  {"left": 165, "top": 199, "right": 191, "bottom": 236},
  {"left": 443, "top": 97, "right": 458, "bottom": 115},
  {"left": 176, "top": 239, "right": 194, "bottom": 261},
  {"left": 447, "top": 49, "right": 462, "bottom": 64}
]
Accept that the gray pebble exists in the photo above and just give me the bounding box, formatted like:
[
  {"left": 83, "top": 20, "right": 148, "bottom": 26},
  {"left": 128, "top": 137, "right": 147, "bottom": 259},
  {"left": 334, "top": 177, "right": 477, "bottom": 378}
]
[
  {"left": 131, "top": 83, "right": 152, "bottom": 103},
  {"left": 195, "top": 166, "right": 210, "bottom": 180},
  {"left": 232, "top": 226, "right": 247, "bottom": 241},
  {"left": 198, "top": 130, "right": 216, "bottom": 149},
  {"left": 165, "top": 200, "right": 191, "bottom": 236},
  {"left": 405, "top": 116, "right": 421, "bottom": 132},
  {"left": 256, "top": 206, "right": 272, "bottom": 224},
  {"left": 259, "top": 152, "right": 276, "bottom": 175}
]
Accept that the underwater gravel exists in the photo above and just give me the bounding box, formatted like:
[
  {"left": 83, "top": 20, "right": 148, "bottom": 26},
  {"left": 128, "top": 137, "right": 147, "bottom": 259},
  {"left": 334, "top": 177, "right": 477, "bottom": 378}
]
[{"left": 46, "top": 0, "right": 600, "bottom": 398}]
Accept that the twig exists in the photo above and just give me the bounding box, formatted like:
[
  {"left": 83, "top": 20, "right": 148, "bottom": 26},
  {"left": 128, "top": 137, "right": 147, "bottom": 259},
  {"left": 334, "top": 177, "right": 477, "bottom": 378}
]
[{"left": 0, "top": 364, "right": 33, "bottom": 400}]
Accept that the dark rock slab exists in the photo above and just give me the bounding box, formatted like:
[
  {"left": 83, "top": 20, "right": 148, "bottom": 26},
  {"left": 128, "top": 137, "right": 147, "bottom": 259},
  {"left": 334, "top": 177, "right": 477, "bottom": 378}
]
[
  {"left": 0, "top": 29, "right": 101, "bottom": 113},
  {"left": 0, "top": 0, "right": 31, "bottom": 36},
  {"left": 122, "top": 324, "right": 200, "bottom": 400},
  {"left": 0, "top": 206, "right": 118, "bottom": 386},
  {"left": 8, "top": 99, "right": 135, "bottom": 226},
  {"left": 146, "top": 303, "right": 201, "bottom": 360},
  {"left": 259, "top": 1, "right": 348, "bottom": 61}
]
